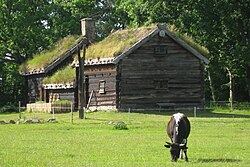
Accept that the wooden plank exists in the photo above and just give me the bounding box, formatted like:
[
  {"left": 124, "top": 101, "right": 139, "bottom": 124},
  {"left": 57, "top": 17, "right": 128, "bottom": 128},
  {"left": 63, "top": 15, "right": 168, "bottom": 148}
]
[
  {"left": 85, "top": 70, "right": 116, "bottom": 76},
  {"left": 121, "top": 59, "right": 200, "bottom": 67},
  {"left": 120, "top": 72, "right": 201, "bottom": 78},
  {"left": 168, "top": 84, "right": 201, "bottom": 89},
  {"left": 88, "top": 78, "right": 117, "bottom": 84}
]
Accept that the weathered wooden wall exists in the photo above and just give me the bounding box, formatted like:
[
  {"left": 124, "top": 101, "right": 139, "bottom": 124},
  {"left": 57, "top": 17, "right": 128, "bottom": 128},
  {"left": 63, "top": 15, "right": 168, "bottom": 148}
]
[
  {"left": 85, "top": 64, "right": 117, "bottom": 109},
  {"left": 24, "top": 54, "right": 74, "bottom": 105},
  {"left": 26, "top": 74, "right": 45, "bottom": 103},
  {"left": 117, "top": 34, "right": 205, "bottom": 110},
  {"left": 45, "top": 89, "right": 75, "bottom": 103}
]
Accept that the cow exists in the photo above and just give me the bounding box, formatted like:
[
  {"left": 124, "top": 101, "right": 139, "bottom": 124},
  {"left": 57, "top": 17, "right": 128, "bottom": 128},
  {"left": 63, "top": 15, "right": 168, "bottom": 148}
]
[{"left": 164, "top": 112, "right": 191, "bottom": 162}]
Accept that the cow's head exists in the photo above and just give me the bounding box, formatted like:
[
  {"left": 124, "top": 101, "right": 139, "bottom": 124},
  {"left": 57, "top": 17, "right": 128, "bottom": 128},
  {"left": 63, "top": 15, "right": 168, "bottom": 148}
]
[{"left": 164, "top": 142, "right": 188, "bottom": 162}]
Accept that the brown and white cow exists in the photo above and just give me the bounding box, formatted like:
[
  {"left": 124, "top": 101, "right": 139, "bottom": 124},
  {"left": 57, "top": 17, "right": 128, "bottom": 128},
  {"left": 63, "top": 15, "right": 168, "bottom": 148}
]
[{"left": 164, "top": 112, "right": 191, "bottom": 162}]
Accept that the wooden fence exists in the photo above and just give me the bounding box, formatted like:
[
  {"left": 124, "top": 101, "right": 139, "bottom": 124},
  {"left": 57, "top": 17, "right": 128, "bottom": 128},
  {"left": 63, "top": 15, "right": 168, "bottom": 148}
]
[{"left": 27, "top": 102, "right": 72, "bottom": 113}]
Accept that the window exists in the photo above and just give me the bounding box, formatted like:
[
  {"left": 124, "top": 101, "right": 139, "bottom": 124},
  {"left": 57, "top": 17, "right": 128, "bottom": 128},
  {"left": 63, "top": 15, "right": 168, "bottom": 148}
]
[
  {"left": 154, "top": 46, "right": 167, "bottom": 56},
  {"left": 99, "top": 80, "right": 106, "bottom": 94},
  {"left": 154, "top": 80, "right": 168, "bottom": 89}
]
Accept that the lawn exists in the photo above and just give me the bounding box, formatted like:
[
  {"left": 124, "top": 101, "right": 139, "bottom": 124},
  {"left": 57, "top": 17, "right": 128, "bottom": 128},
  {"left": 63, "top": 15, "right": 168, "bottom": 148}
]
[{"left": 0, "top": 109, "right": 250, "bottom": 167}]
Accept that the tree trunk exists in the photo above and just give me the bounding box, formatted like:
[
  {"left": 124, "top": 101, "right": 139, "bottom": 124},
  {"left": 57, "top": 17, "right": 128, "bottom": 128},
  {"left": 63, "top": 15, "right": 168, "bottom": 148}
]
[
  {"left": 207, "top": 70, "right": 216, "bottom": 103},
  {"left": 247, "top": 64, "right": 250, "bottom": 99},
  {"left": 226, "top": 68, "right": 233, "bottom": 111}
]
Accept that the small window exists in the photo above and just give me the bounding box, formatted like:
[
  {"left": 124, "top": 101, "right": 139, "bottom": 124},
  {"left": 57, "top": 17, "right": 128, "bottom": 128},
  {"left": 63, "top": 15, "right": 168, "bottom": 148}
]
[
  {"left": 154, "top": 80, "right": 168, "bottom": 89},
  {"left": 154, "top": 46, "right": 167, "bottom": 55},
  {"left": 99, "top": 80, "right": 106, "bottom": 94}
]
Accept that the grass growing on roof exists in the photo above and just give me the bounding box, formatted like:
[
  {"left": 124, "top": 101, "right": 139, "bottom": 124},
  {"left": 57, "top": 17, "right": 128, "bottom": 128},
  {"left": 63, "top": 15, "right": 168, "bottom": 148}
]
[
  {"left": 20, "top": 35, "right": 82, "bottom": 73},
  {"left": 86, "top": 24, "right": 209, "bottom": 59},
  {"left": 43, "top": 65, "right": 75, "bottom": 84},
  {"left": 168, "top": 25, "right": 209, "bottom": 57},
  {"left": 86, "top": 26, "right": 156, "bottom": 59}
]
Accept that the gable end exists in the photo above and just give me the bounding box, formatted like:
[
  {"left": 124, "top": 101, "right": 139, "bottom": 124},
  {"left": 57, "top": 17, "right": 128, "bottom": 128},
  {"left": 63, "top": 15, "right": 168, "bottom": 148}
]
[{"left": 113, "top": 25, "right": 209, "bottom": 65}]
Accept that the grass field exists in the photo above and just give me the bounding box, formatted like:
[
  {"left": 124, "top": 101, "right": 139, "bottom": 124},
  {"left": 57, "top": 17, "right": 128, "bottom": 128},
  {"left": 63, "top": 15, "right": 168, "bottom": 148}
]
[{"left": 0, "top": 109, "right": 250, "bottom": 167}]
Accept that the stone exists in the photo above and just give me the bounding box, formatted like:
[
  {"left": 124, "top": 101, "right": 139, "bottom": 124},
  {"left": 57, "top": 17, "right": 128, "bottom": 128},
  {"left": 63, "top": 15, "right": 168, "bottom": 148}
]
[
  {"left": 0, "top": 120, "right": 6, "bottom": 124},
  {"left": 32, "top": 119, "right": 41, "bottom": 123},
  {"left": 114, "top": 121, "right": 125, "bottom": 125},
  {"left": 24, "top": 119, "right": 32, "bottom": 123},
  {"left": 47, "top": 118, "right": 56, "bottom": 122},
  {"left": 8, "top": 120, "right": 15, "bottom": 124}
]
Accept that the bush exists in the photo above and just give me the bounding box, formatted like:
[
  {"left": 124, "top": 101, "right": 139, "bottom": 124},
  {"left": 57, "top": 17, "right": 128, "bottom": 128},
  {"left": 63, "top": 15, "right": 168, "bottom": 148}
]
[
  {"left": 0, "top": 105, "right": 18, "bottom": 113},
  {"left": 113, "top": 122, "right": 128, "bottom": 130}
]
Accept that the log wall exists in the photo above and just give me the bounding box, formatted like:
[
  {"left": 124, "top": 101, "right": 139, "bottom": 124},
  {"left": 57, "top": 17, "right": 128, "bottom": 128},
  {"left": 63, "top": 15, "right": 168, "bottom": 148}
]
[
  {"left": 26, "top": 74, "right": 45, "bottom": 103},
  {"left": 85, "top": 64, "right": 117, "bottom": 109},
  {"left": 24, "top": 54, "right": 74, "bottom": 104},
  {"left": 45, "top": 89, "right": 75, "bottom": 103},
  {"left": 117, "top": 34, "right": 205, "bottom": 109}
]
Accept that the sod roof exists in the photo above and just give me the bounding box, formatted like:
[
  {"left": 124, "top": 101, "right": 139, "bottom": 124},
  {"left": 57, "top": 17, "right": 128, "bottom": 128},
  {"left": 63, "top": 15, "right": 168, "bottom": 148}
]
[
  {"left": 23, "top": 24, "right": 209, "bottom": 84},
  {"left": 19, "top": 35, "right": 84, "bottom": 74},
  {"left": 43, "top": 65, "right": 75, "bottom": 84},
  {"left": 86, "top": 24, "right": 209, "bottom": 60},
  {"left": 85, "top": 25, "right": 156, "bottom": 59}
]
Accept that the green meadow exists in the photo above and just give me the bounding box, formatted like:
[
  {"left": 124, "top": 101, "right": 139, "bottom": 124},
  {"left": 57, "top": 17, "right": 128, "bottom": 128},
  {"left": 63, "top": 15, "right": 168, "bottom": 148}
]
[{"left": 0, "top": 109, "right": 250, "bottom": 167}]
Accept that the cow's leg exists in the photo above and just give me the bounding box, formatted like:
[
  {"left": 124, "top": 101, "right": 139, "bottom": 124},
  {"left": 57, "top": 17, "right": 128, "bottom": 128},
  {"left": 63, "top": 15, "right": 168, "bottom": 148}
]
[
  {"left": 179, "top": 149, "right": 184, "bottom": 159},
  {"left": 182, "top": 139, "right": 188, "bottom": 161},
  {"left": 184, "top": 149, "right": 188, "bottom": 162}
]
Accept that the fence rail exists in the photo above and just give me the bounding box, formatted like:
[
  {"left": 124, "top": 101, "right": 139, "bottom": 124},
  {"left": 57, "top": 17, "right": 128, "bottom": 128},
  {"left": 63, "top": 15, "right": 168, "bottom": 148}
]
[
  {"left": 1, "top": 101, "right": 250, "bottom": 125},
  {"left": 26, "top": 103, "right": 73, "bottom": 113},
  {"left": 1, "top": 101, "right": 250, "bottom": 115},
  {"left": 209, "top": 101, "right": 250, "bottom": 110}
]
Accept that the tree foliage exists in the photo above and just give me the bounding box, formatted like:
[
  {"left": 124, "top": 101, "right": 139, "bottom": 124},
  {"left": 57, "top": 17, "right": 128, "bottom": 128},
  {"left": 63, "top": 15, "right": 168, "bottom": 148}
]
[
  {"left": 0, "top": 0, "right": 115, "bottom": 106},
  {"left": 0, "top": 0, "right": 249, "bottom": 106}
]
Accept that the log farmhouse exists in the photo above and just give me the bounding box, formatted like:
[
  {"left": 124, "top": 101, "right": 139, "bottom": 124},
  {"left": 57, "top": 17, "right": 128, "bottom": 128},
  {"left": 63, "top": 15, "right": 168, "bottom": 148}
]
[{"left": 20, "top": 18, "right": 209, "bottom": 111}]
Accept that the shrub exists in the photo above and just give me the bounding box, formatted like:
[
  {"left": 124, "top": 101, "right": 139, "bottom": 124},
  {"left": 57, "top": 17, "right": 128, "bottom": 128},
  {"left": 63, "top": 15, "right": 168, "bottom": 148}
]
[
  {"left": 0, "top": 105, "right": 18, "bottom": 113},
  {"left": 113, "top": 122, "right": 128, "bottom": 130},
  {"left": 52, "top": 100, "right": 71, "bottom": 104}
]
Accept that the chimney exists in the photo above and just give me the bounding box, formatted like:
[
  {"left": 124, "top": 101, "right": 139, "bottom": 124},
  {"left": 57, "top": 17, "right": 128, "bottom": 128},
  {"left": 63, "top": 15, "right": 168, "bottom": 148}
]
[{"left": 81, "top": 18, "right": 95, "bottom": 42}]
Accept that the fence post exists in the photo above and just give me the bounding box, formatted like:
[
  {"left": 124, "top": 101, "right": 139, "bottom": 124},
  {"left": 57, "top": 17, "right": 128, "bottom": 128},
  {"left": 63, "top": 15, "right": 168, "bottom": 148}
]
[
  {"left": 18, "top": 101, "right": 21, "bottom": 119},
  {"left": 194, "top": 107, "right": 197, "bottom": 117},
  {"left": 52, "top": 105, "right": 55, "bottom": 119},
  {"left": 71, "top": 102, "right": 73, "bottom": 124},
  {"left": 128, "top": 108, "right": 130, "bottom": 122}
]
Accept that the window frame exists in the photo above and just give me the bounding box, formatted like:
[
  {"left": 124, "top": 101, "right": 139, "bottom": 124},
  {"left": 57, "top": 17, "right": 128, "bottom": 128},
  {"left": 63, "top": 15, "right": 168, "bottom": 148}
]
[
  {"left": 154, "top": 80, "right": 168, "bottom": 90},
  {"left": 154, "top": 46, "right": 168, "bottom": 56},
  {"left": 99, "top": 80, "right": 106, "bottom": 94}
]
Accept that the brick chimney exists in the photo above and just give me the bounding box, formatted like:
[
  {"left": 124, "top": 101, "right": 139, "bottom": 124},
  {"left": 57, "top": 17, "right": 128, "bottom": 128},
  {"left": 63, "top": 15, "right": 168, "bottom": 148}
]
[{"left": 81, "top": 18, "right": 95, "bottom": 42}]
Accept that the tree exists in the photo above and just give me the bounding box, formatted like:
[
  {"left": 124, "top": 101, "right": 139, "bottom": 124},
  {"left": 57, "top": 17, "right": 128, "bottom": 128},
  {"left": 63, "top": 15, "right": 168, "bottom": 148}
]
[
  {"left": 0, "top": 0, "right": 120, "bottom": 106},
  {"left": 0, "top": 0, "right": 53, "bottom": 106},
  {"left": 114, "top": 0, "right": 250, "bottom": 103},
  {"left": 1, "top": 0, "right": 249, "bottom": 107},
  {"left": 0, "top": 0, "right": 55, "bottom": 64},
  {"left": 194, "top": 0, "right": 250, "bottom": 103}
]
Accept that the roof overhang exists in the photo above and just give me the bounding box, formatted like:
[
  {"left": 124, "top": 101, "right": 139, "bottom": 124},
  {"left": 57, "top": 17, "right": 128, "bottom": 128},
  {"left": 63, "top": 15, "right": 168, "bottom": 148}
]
[
  {"left": 71, "top": 57, "right": 114, "bottom": 68},
  {"left": 43, "top": 83, "right": 76, "bottom": 90},
  {"left": 113, "top": 24, "right": 209, "bottom": 65}
]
